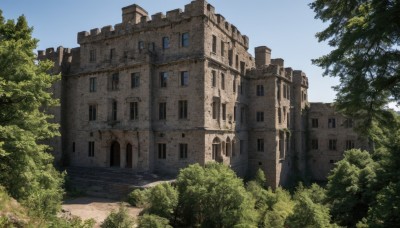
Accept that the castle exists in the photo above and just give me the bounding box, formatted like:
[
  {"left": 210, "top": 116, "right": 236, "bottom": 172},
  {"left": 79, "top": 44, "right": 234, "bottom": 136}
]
[{"left": 39, "top": 0, "right": 368, "bottom": 187}]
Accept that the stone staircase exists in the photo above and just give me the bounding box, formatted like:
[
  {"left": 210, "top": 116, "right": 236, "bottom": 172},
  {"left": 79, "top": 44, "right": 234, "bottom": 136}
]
[{"left": 65, "top": 166, "right": 174, "bottom": 200}]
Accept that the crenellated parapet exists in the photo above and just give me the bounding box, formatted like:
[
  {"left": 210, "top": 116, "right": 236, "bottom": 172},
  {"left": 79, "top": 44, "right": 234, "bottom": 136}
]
[
  {"left": 77, "top": 0, "right": 249, "bottom": 49},
  {"left": 293, "top": 70, "right": 309, "bottom": 88},
  {"left": 38, "top": 46, "right": 79, "bottom": 75}
]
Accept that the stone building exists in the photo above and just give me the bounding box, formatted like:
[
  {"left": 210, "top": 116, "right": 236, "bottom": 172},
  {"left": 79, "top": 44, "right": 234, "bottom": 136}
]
[{"left": 39, "top": 0, "right": 367, "bottom": 187}]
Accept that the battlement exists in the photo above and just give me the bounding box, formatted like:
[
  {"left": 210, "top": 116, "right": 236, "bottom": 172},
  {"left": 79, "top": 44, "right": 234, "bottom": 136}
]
[
  {"left": 38, "top": 46, "right": 80, "bottom": 74},
  {"left": 77, "top": 0, "right": 249, "bottom": 49},
  {"left": 293, "top": 70, "right": 309, "bottom": 88}
]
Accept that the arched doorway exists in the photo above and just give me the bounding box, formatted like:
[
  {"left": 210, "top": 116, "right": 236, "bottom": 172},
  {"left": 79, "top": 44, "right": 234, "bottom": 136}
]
[
  {"left": 110, "top": 141, "right": 120, "bottom": 167},
  {"left": 126, "top": 143, "right": 132, "bottom": 168}
]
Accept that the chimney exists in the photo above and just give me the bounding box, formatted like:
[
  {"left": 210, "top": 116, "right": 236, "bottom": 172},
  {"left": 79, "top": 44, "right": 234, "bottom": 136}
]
[
  {"left": 255, "top": 46, "right": 271, "bottom": 67},
  {"left": 122, "top": 4, "right": 148, "bottom": 24}
]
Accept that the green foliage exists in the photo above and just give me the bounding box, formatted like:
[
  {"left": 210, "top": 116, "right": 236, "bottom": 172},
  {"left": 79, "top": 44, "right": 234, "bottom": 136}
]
[
  {"left": 326, "top": 149, "right": 378, "bottom": 226},
  {"left": 127, "top": 188, "right": 149, "bottom": 208},
  {"left": 146, "top": 183, "right": 178, "bottom": 219},
  {"left": 100, "top": 204, "right": 135, "bottom": 228},
  {"left": 310, "top": 0, "right": 400, "bottom": 134},
  {"left": 138, "top": 214, "right": 172, "bottom": 228},
  {"left": 254, "top": 168, "right": 266, "bottom": 187},
  {"left": 175, "top": 162, "right": 257, "bottom": 227},
  {"left": 49, "top": 216, "right": 95, "bottom": 228},
  {"left": 0, "top": 11, "right": 64, "bottom": 218}
]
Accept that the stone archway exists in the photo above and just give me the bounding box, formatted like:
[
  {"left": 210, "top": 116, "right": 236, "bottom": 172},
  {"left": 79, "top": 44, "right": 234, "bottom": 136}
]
[
  {"left": 110, "top": 141, "right": 120, "bottom": 167},
  {"left": 126, "top": 143, "right": 132, "bottom": 168}
]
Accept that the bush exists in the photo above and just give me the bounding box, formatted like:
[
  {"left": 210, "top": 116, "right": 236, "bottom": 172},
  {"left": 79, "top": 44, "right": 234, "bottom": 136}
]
[
  {"left": 127, "top": 188, "right": 148, "bottom": 207},
  {"left": 138, "top": 214, "right": 172, "bottom": 228},
  {"left": 146, "top": 183, "right": 178, "bottom": 219},
  {"left": 101, "top": 204, "right": 135, "bottom": 228}
]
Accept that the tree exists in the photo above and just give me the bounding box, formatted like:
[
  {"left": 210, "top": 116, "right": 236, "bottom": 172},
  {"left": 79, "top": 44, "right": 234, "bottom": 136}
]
[
  {"left": 310, "top": 0, "right": 400, "bottom": 135},
  {"left": 138, "top": 214, "right": 172, "bottom": 228},
  {"left": 0, "top": 11, "right": 64, "bottom": 217},
  {"left": 101, "top": 204, "right": 135, "bottom": 228},
  {"left": 146, "top": 183, "right": 178, "bottom": 220},
  {"left": 175, "top": 163, "right": 257, "bottom": 227}
]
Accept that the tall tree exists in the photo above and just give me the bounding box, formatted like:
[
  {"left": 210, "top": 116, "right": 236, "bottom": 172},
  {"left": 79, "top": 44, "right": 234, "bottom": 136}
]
[
  {"left": 0, "top": 11, "right": 64, "bottom": 217},
  {"left": 310, "top": 0, "right": 400, "bottom": 134}
]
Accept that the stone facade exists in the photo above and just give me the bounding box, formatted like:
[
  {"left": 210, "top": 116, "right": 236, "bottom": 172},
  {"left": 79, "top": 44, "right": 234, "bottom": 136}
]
[{"left": 39, "top": 0, "right": 367, "bottom": 187}]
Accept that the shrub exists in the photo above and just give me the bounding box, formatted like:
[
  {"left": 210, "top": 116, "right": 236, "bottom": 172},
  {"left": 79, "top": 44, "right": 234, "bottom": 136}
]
[
  {"left": 146, "top": 183, "right": 178, "bottom": 219},
  {"left": 138, "top": 214, "right": 172, "bottom": 228},
  {"left": 100, "top": 204, "right": 135, "bottom": 228},
  {"left": 127, "top": 188, "right": 148, "bottom": 207}
]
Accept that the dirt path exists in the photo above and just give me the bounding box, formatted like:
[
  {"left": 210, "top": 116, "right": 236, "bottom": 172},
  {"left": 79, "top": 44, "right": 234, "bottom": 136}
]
[{"left": 62, "top": 197, "right": 141, "bottom": 227}]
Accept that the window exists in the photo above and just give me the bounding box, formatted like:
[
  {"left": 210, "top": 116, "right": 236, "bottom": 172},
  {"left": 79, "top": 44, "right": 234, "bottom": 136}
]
[
  {"left": 222, "top": 104, "right": 226, "bottom": 121},
  {"left": 235, "top": 54, "right": 239, "bottom": 69},
  {"left": 112, "top": 101, "right": 117, "bottom": 121},
  {"left": 311, "top": 139, "right": 319, "bottom": 150},
  {"left": 72, "top": 142, "right": 75, "bottom": 153},
  {"left": 283, "top": 84, "right": 287, "bottom": 99},
  {"left": 89, "top": 104, "right": 97, "bottom": 121},
  {"left": 257, "top": 139, "right": 264, "bottom": 152},
  {"left": 256, "top": 85, "right": 264, "bottom": 96},
  {"left": 180, "top": 71, "right": 189, "bottom": 86},
  {"left": 131, "top": 73, "right": 140, "bottom": 88},
  {"left": 328, "top": 118, "right": 336, "bottom": 128},
  {"left": 241, "top": 107, "right": 245, "bottom": 123},
  {"left": 109, "top": 48, "right": 115, "bottom": 60},
  {"left": 130, "top": 102, "right": 138, "bottom": 120},
  {"left": 221, "top": 73, "right": 225, "bottom": 90},
  {"left": 212, "top": 102, "right": 217, "bottom": 119},
  {"left": 212, "top": 70, "right": 216, "bottom": 87},
  {"left": 228, "top": 50, "right": 233, "bottom": 66},
  {"left": 181, "top": 33, "right": 189, "bottom": 47},
  {"left": 89, "top": 77, "right": 96, "bottom": 92},
  {"left": 162, "top": 37, "right": 170, "bottom": 49},
  {"left": 233, "top": 79, "right": 236, "bottom": 93},
  {"left": 138, "top": 41, "right": 144, "bottom": 51},
  {"left": 256, "top": 112, "right": 264, "bottom": 122},
  {"left": 160, "top": 72, "right": 168, "bottom": 87},
  {"left": 346, "top": 140, "right": 355, "bottom": 150},
  {"left": 329, "top": 139, "right": 337, "bottom": 150},
  {"left": 159, "top": 102, "right": 166, "bottom": 120},
  {"left": 221, "top": 40, "right": 225, "bottom": 56},
  {"left": 344, "top": 118, "right": 353, "bottom": 128},
  {"left": 278, "top": 108, "right": 282, "bottom": 124},
  {"left": 240, "top": 61, "right": 245, "bottom": 74},
  {"left": 234, "top": 106, "right": 236, "bottom": 121},
  {"left": 158, "top": 143, "right": 166, "bottom": 159},
  {"left": 111, "top": 73, "right": 119, "bottom": 90},
  {"left": 311, "top": 118, "right": 319, "bottom": 128},
  {"left": 89, "top": 49, "right": 96, "bottom": 62},
  {"left": 212, "top": 35, "right": 217, "bottom": 53},
  {"left": 179, "top": 144, "right": 188, "bottom": 159},
  {"left": 179, "top": 100, "right": 188, "bottom": 119},
  {"left": 88, "top": 141, "right": 95, "bottom": 157}
]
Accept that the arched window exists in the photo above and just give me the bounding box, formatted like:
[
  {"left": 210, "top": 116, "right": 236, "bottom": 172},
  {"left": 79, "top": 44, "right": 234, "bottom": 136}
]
[
  {"left": 226, "top": 137, "right": 231, "bottom": 157},
  {"left": 212, "top": 137, "right": 221, "bottom": 160}
]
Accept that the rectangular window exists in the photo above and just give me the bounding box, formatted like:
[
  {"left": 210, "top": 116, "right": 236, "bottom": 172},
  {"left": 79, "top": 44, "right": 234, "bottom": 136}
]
[
  {"left": 89, "top": 77, "right": 96, "bottom": 92},
  {"left": 257, "top": 139, "right": 264, "bottom": 152},
  {"left": 328, "top": 118, "right": 336, "bottom": 128},
  {"left": 278, "top": 108, "right": 282, "bottom": 124},
  {"left": 212, "top": 70, "right": 216, "bottom": 87},
  {"left": 88, "top": 141, "right": 95, "bottom": 157},
  {"left": 89, "top": 49, "right": 96, "bottom": 62},
  {"left": 110, "top": 48, "right": 115, "bottom": 60},
  {"left": 181, "top": 33, "right": 189, "bottom": 47},
  {"left": 180, "top": 71, "right": 189, "bottom": 86},
  {"left": 111, "top": 73, "right": 119, "bottom": 90},
  {"left": 138, "top": 41, "right": 144, "bottom": 51},
  {"left": 234, "top": 106, "right": 236, "bottom": 121},
  {"left": 162, "top": 37, "right": 170, "bottom": 49},
  {"left": 311, "top": 118, "right": 319, "bottom": 128},
  {"left": 160, "top": 72, "right": 168, "bottom": 87},
  {"left": 179, "top": 100, "right": 188, "bottom": 119},
  {"left": 89, "top": 104, "right": 97, "bottom": 121},
  {"left": 329, "top": 139, "right": 337, "bottom": 150},
  {"left": 221, "top": 73, "right": 225, "bottom": 90},
  {"left": 222, "top": 104, "right": 226, "bottom": 121},
  {"left": 212, "top": 102, "right": 217, "bottom": 119},
  {"left": 235, "top": 54, "right": 239, "bottom": 69},
  {"left": 256, "top": 85, "right": 264, "bottom": 96},
  {"left": 344, "top": 118, "right": 353, "bottom": 128},
  {"left": 346, "top": 140, "right": 355, "bottom": 150},
  {"left": 256, "top": 111, "right": 264, "bottom": 122},
  {"left": 212, "top": 35, "right": 217, "bottom": 53},
  {"left": 112, "top": 101, "right": 117, "bottom": 121},
  {"left": 159, "top": 102, "right": 166, "bottom": 120},
  {"left": 179, "top": 144, "right": 188, "bottom": 159},
  {"left": 221, "top": 40, "right": 225, "bottom": 56},
  {"left": 233, "top": 79, "right": 236, "bottom": 93},
  {"left": 158, "top": 143, "right": 166, "bottom": 159},
  {"left": 130, "top": 102, "right": 138, "bottom": 120},
  {"left": 228, "top": 49, "right": 233, "bottom": 66},
  {"left": 131, "top": 73, "right": 140, "bottom": 88},
  {"left": 240, "top": 61, "right": 245, "bottom": 74},
  {"left": 311, "top": 139, "right": 318, "bottom": 150}
]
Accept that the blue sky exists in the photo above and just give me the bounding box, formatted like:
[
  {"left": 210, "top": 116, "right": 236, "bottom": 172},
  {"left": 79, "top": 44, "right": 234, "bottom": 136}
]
[{"left": 1, "top": 0, "right": 339, "bottom": 103}]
